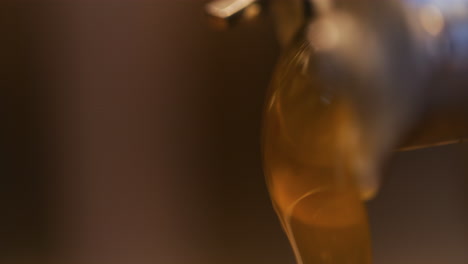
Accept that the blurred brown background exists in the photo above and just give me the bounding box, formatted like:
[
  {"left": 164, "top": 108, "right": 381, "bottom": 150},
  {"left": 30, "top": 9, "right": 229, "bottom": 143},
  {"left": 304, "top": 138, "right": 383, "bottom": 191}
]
[{"left": 1, "top": 1, "right": 467, "bottom": 264}]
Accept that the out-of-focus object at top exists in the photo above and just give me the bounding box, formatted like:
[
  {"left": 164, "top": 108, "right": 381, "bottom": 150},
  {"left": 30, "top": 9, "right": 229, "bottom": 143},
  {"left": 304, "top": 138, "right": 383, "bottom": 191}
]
[
  {"left": 205, "top": 0, "right": 309, "bottom": 46},
  {"left": 205, "top": 0, "right": 263, "bottom": 30}
]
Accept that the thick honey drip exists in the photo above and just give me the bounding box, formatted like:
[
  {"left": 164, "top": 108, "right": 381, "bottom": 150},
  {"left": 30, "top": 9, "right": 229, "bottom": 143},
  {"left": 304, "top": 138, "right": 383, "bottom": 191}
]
[{"left": 262, "top": 41, "right": 372, "bottom": 264}]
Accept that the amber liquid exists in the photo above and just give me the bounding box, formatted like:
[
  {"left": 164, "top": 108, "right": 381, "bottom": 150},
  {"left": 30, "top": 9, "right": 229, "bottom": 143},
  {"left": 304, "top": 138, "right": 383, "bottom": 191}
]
[{"left": 263, "top": 40, "right": 372, "bottom": 264}]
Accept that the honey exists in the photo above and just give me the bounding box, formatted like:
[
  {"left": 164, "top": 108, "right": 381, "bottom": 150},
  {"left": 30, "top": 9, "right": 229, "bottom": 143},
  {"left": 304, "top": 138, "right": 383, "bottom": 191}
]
[{"left": 262, "top": 39, "right": 372, "bottom": 264}]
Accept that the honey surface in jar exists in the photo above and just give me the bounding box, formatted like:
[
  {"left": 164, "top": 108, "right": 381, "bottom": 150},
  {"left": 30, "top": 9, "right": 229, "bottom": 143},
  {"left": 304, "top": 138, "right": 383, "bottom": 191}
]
[{"left": 262, "top": 39, "right": 372, "bottom": 264}]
